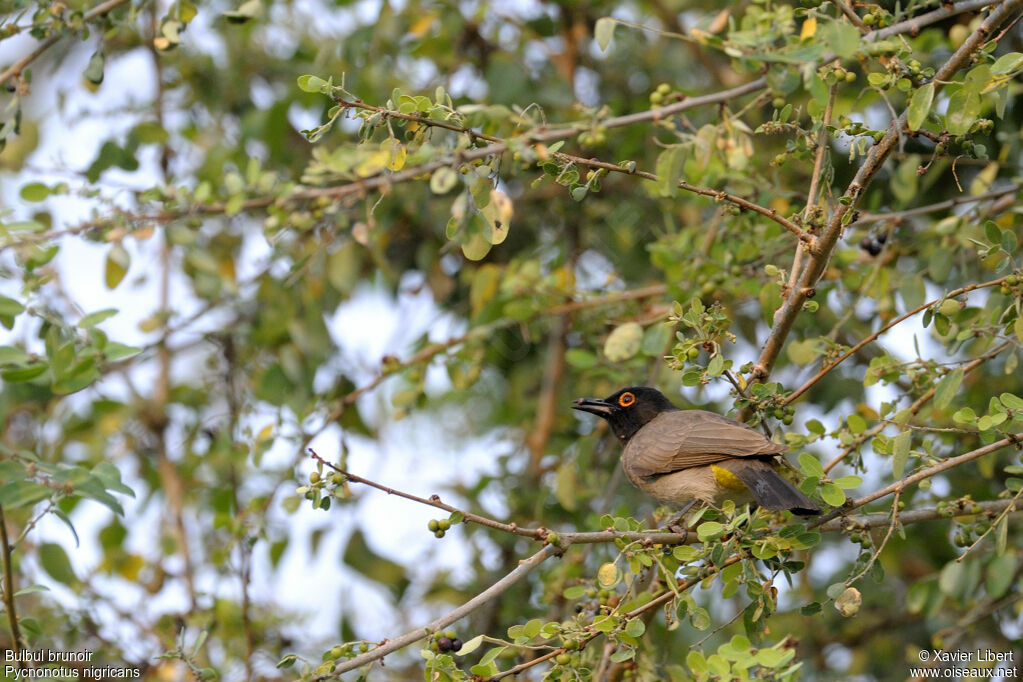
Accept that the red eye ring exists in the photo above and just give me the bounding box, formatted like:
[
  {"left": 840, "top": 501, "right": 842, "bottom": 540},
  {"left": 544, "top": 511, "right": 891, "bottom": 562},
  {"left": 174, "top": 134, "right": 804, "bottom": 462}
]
[{"left": 618, "top": 392, "right": 635, "bottom": 407}]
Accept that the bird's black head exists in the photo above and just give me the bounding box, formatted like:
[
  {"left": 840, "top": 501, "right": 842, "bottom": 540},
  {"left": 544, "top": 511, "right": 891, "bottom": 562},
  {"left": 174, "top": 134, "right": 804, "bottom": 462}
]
[{"left": 572, "top": 386, "right": 679, "bottom": 443}]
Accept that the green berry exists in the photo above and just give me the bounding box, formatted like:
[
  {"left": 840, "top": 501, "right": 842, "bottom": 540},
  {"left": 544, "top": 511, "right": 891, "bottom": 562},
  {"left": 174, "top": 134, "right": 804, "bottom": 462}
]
[
  {"left": 687, "top": 347, "right": 700, "bottom": 360},
  {"left": 309, "top": 472, "right": 320, "bottom": 483},
  {"left": 845, "top": 71, "right": 856, "bottom": 83},
  {"left": 428, "top": 519, "right": 440, "bottom": 532},
  {"left": 434, "top": 529, "right": 446, "bottom": 538},
  {"left": 438, "top": 518, "right": 451, "bottom": 531},
  {"left": 657, "top": 83, "right": 671, "bottom": 95},
  {"left": 556, "top": 653, "right": 572, "bottom": 665},
  {"left": 649, "top": 91, "right": 663, "bottom": 105}
]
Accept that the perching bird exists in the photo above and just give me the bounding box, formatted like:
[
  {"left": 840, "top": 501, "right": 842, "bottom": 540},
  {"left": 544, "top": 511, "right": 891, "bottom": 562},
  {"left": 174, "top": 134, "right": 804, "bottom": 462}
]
[{"left": 572, "top": 386, "right": 820, "bottom": 515}]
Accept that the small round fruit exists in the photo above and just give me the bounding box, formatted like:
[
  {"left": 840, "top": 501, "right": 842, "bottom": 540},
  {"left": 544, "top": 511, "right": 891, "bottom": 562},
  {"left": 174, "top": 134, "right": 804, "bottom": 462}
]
[
  {"left": 556, "top": 653, "right": 572, "bottom": 665},
  {"left": 451, "top": 639, "right": 463, "bottom": 652},
  {"left": 657, "top": 82, "right": 671, "bottom": 95},
  {"left": 687, "top": 347, "right": 700, "bottom": 360},
  {"left": 309, "top": 472, "right": 320, "bottom": 483},
  {"left": 438, "top": 518, "right": 451, "bottom": 531},
  {"left": 434, "top": 529, "right": 446, "bottom": 538},
  {"left": 437, "top": 637, "right": 454, "bottom": 652},
  {"left": 428, "top": 519, "right": 440, "bottom": 532}
]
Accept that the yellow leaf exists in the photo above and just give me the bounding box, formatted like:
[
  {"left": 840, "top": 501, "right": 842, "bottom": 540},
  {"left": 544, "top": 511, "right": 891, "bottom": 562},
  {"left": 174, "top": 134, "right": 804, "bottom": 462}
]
[
  {"left": 800, "top": 17, "right": 817, "bottom": 38},
  {"left": 597, "top": 562, "right": 620, "bottom": 587},
  {"left": 408, "top": 12, "right": 436, "bottom": 38},
  {"left": 382, "top": 139, "right": 406, "bottom": 171}
]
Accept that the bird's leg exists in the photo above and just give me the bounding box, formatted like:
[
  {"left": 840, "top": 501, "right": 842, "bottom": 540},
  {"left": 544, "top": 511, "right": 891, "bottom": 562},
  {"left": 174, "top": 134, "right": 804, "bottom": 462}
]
[{"left": 662, "top": 500, "right": 698, "bottom": 541}]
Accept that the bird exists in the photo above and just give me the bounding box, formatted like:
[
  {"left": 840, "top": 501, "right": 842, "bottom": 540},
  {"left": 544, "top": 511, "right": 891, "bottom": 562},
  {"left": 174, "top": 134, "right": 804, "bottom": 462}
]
[{"left": 572, "top": 386, "right": 820, "bottom": 516}]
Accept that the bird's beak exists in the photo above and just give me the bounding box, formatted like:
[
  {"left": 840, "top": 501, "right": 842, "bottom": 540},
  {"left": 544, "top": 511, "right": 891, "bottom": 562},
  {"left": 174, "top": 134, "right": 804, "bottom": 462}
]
[{"left": 572, "top": 397, "right": 614, "bottom": 416}]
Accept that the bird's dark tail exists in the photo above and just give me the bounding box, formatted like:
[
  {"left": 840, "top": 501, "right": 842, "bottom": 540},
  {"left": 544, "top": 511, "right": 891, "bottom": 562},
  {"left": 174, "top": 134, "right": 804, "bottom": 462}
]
[{"left": 720, "top": 459, "right": 821, "bottom": 515}]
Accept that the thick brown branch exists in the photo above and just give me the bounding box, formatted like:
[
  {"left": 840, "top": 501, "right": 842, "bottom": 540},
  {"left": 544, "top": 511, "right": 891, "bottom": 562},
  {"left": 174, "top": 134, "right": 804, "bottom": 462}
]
[{"left": 752, "top": 0, "right": 1023, "bottom": 383}]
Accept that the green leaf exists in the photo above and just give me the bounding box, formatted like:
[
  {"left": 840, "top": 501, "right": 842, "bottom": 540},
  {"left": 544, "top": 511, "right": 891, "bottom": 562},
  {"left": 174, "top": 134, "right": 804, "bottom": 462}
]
[
  {"left": 456, "top": 634, "right": 484, "bottom": 656},
  {"left": 991, "top": 52, "right": 1023, "bottom": 75},
  {"left": 985, "top": 555, "right": 1016, "bottom": 598},
  {"left": 565, "top": 348, "right": 597, "bottom": 369},
  {"left": 933, "top": 368, "right": 964, "bottom": 410},
  {"left": 846, "top": 414, "right": 866, "bottom": 434},
  {"left": 297, "top": 75, "right": 327, "bottom": 93},
  {"left": 892, "top": 431, "right": 911, "bottom": 478},
  {"left": 655, "top": 147, "right": 685, "bottom": 197},
  {"left": 83, "top": 50, "right": 105, "bottom": 85},
  {"left": 0, "top": 346, "right": 31, "bottom": 365},
  {"left": 819, "top": 483, "right": 845, "bottom": 506},
  {"left": 798, "top": 452, "right": 824, "bottom": 477},
  {"left": 624, "top": 619, "right": 645, "bottom": 637},
  {"left": 39, "top": 543, "right": 77, "bottom": 585},
  {"left": 907, "top": 82, "right": 934, "bottom": 131},
  {"left": 833, "top": 475, "right": 861, "bottom": 490},
  {"left": 20, "top": 182, "right": 51, "bottom": 202},
  {"left": 822, "top": 20, "right": 859, "bottom": 59},
  {"left": 697, "top": 521, "right": 725, "bottom": 542},
  {"left": 594, "top": 17, "right": 615, "bottom": 51},
  {"left": 1, "top": 362, "right": 48, "bottom": 382},
  {"left": 999, "top": 393, "right": 1023, "bottom": 410},
  {"left": 945, "top": 88, "right": 981, "bottom": 136},
  {"left": 0, "top": 480, "right": 50, "bottom": 509},
  {"left": 79, "top": 308, "right": 118, "bottom": 328}
]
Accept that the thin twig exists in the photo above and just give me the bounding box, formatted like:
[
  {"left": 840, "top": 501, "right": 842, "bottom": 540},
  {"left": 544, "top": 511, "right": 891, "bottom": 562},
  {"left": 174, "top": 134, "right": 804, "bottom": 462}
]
[
  {"left": 784, "top": 274, "right": 1015, "bottom": 405},
  {"left": 854, "top": 185, "right": 1020, "bottom": 224},
  {"left": 812, "top": 433, "right": 1023, "bottom": 528},
  {"left": 0, "top": 0, "right": 130, "bottom": 86},
  {"left": 822, "top": 341, "right": 1012, "bottom": 473}
]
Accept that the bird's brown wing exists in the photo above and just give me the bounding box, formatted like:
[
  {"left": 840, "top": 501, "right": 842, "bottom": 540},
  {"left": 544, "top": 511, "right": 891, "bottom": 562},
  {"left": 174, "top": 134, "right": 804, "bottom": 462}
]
[{"left": 625, "top": 410, "right": 786, "bottom": 478}]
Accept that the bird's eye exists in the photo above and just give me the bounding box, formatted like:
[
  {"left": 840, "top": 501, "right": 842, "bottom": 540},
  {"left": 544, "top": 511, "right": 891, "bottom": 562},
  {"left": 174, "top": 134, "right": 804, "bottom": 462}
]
[{"left": 618, "top": 392, "right": 635, "bottom": 407}]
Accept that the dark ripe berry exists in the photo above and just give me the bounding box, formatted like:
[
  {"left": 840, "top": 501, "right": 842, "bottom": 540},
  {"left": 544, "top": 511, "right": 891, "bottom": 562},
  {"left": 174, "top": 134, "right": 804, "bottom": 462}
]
[
  {"left": 876, "top": 232, "right": 887, "bottom": 244},
  {"left": 437, "top": 637, "right": 454, "bottom": 652},
  {"left": 574, "top": 605, "right": 583, "bottom": 613},
  {"left": 452, "top": 639, "right": 463, "bottom": 652}
]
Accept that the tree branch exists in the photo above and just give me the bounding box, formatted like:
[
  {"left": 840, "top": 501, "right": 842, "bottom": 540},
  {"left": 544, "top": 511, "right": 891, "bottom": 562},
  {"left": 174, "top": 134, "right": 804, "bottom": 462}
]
[
  {"left": 330, "top": 544, "right": 563, "bottom": 676},
  {"left": 752, "top": 0, "right": 1023, "bottom": 383},
  {"left": 0, "top": 0, "right": 130, "bottom": 87},
  {"left": 854, "top": 185, "right": 1020, "bottom": 224},
  {"left": 783, "top": 274, "right": 1016, "bottom": 405},
  {"left": 813, "top": 433, "right": 1023, "bottom": 527}
]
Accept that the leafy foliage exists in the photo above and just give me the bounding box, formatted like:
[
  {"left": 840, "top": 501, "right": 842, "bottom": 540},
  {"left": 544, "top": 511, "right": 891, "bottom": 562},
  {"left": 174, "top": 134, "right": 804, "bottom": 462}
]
[{"left": 1, "top": 0, "right": 1022, "bottom": 680}]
